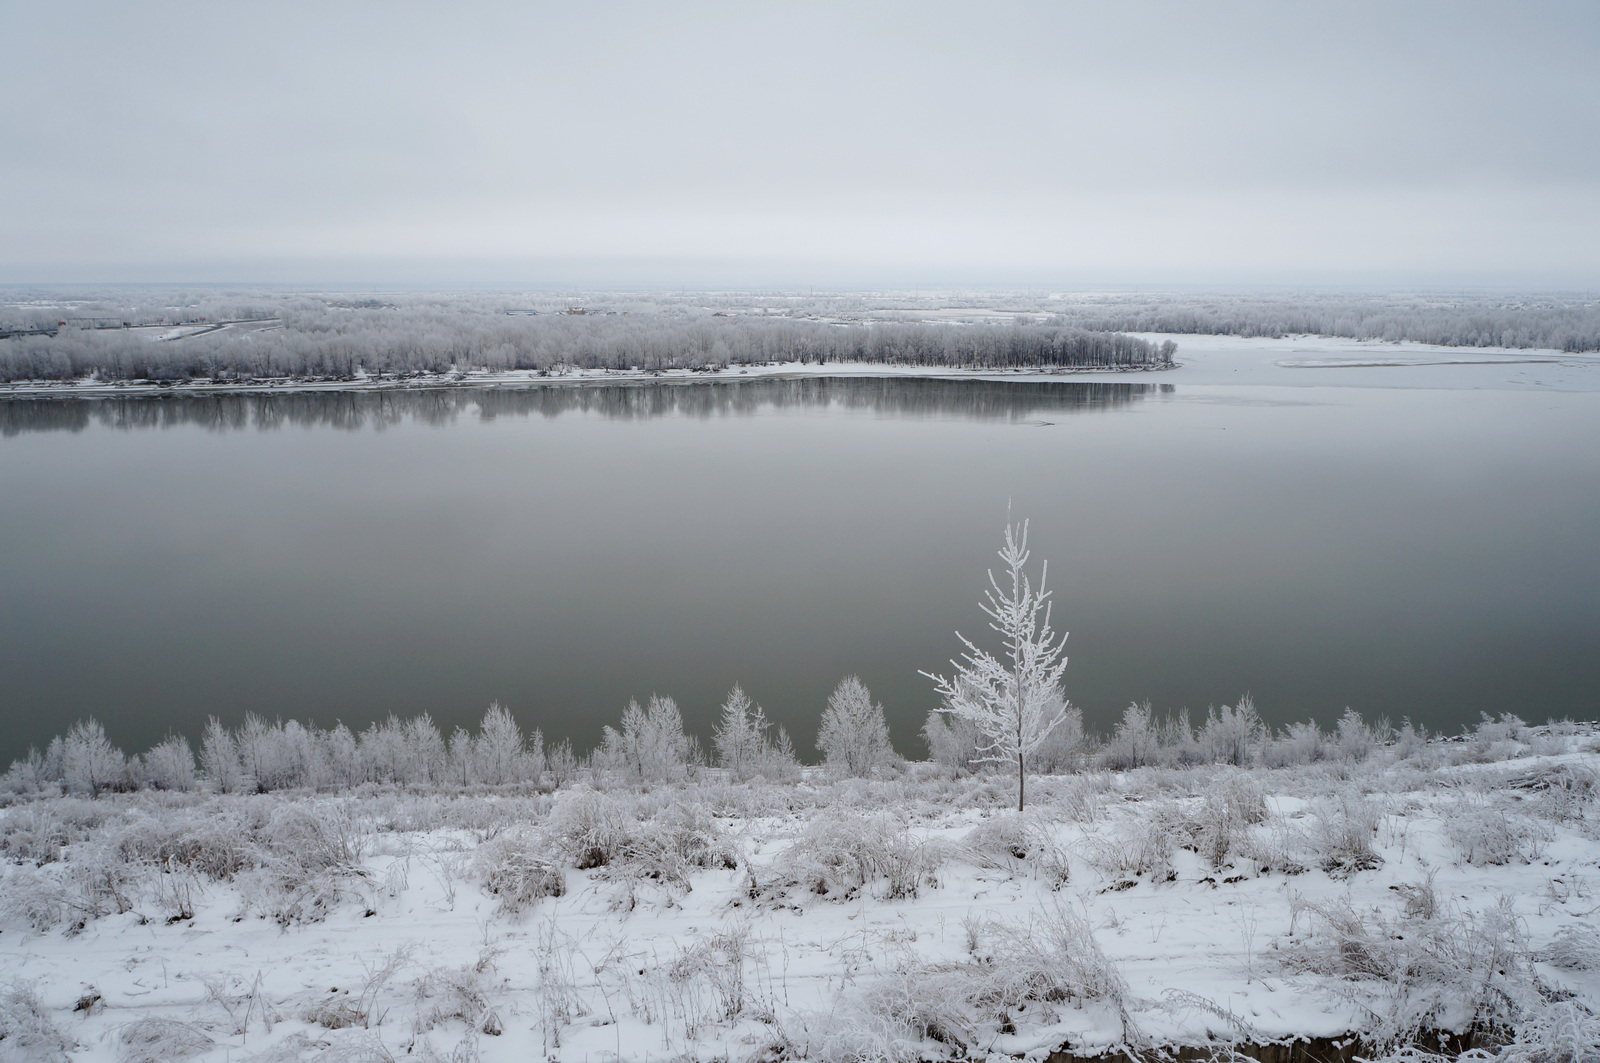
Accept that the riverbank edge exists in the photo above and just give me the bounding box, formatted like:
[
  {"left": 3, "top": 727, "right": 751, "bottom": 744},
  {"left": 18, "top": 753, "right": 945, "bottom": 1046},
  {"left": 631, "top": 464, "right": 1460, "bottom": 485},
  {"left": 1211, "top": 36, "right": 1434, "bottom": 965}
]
[{"left": 0, "top": 359, "right": 1179, "bottom": 398}]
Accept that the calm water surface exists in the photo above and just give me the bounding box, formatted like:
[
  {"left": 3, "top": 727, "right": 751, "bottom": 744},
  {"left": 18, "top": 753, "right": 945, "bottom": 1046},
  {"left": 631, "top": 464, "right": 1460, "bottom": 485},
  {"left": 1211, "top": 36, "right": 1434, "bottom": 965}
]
[{"left": 1, "top": 376, "right": 1596, "bottom": 764}]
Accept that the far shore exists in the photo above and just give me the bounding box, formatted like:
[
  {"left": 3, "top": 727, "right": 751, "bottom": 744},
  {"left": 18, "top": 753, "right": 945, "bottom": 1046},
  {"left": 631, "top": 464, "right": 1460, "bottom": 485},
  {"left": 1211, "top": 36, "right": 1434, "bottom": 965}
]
[{"left": 0, "top": 358, "right": 1178, "bottom": 398}]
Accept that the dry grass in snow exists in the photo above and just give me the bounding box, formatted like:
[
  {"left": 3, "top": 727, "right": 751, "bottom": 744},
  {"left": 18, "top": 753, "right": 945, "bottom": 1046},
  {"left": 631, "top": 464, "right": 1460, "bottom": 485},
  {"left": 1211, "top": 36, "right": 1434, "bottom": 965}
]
[{"left": 2, "top": 725, "right": 1599, "bottom": 1063}]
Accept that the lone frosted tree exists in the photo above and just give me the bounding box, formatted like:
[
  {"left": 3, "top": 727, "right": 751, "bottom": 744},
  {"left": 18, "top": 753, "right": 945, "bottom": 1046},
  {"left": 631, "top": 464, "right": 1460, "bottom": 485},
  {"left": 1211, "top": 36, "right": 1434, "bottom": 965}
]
[
  {"left": 817, "top": 675, "right": 894, "bottom": 778},
  {"left": 922, "top": 516, "right": 1070, "bottom": 811}
]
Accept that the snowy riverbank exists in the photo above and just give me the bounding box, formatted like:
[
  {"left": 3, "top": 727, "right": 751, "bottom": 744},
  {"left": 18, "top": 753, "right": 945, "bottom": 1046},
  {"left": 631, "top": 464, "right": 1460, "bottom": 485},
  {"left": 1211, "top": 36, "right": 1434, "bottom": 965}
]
[
  {"left": 3, "top": 724, "right": 1598, "bottom": 1063},
  {"left": 2, "top": 332, "right": 1596, "bottom": 400}
]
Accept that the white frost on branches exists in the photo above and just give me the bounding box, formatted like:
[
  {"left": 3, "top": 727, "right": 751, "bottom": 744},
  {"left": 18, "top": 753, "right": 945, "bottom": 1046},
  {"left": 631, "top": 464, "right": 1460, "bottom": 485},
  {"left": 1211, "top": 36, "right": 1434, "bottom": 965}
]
[
  {"left": 817, "top": 676, "right": 895, "bottom": 778},
  {"left": 922, "top": 517, "right": 1070, "bottom": 810},
  {"left": 713, "top": 685, "right": 799, "bottom": 782}
]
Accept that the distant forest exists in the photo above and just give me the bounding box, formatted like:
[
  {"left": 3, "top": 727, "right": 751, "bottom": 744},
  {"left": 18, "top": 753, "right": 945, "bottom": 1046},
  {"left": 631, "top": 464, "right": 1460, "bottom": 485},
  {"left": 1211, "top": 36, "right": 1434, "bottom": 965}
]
[
  {"left": 0, "top": 291, "right": 1172, "bottom": 383},
  {"left": 1047, "top": 291, "right": 1600, "bottom": 352},
  {"left": 3, "top": 288, "right": 1596, "bottom": 385}
]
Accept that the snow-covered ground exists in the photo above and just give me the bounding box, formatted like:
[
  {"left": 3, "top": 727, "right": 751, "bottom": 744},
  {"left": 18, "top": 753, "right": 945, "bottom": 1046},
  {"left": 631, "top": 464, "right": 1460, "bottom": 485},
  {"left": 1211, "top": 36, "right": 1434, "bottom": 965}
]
[{"left": 3, "top": 727, "right": 1598, "bottom": 1063}]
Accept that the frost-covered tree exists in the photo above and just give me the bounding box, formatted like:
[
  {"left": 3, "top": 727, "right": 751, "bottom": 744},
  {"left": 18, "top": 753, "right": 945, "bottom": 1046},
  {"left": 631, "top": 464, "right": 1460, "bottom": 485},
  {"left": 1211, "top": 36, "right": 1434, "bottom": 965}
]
[
  {"left": 1265, "top": 719, "right": 1327, "bottom": 768},
  {"left": 476, "top": 703, "right": 540, "bottom": 785},
  {"left": 447, "top": 726, "right": 475, "bottom": 786},
  {"left": 60, "top": 718, "right": 125, "bottom": 796},
  {"left": 817, "top": 676, "right": 894, "bottom": 778},
  {"left": 322, "top": 723, "right": 362, "bottom": 789},
  {"left": 0, "top": 747, "right": 51, "bottom": 794},
  {"left": 602, "top": 695, "right": 693, "bottom": 783},
  {"left": 279, "top": 719, "right": 322, "bottom": 789},
  {"left": 201, "top": 716, "right": 248, "bottom": 794},
  {"left": 922, "top": 708, "right": 982, "bottom": 774},
  {"left": 712, "top": 685, "right": 798, "bottom": 781},
  {"left": 764, "top": 725, "right": 800, "bottom": 782},
  {"left": 713, "top": 684, "right": 765, "bottom": 780},
  {"left": 1104, "top": 701, "right": 1161, "bottom": 770},
  {"left": 1334, "top": 707, "right": 1383, "bottom": 762},
  {"left": 923, "top": 517, "right": 1070, "bottom": 811},
  {"left": 1030, "top": 695, "right": 1084, "bottom": 774},
  {"left": 545, "top": 738, "right": 578, "bottom": 789},
  {"left": 138, "top": 734, "right": 196, "bottom": 791},
  {"left": 1198, "top": 697, "right": 1263, "bottom": 767},
  {"left": 360, "top": 715, "right": 408, "bottom": 785}
]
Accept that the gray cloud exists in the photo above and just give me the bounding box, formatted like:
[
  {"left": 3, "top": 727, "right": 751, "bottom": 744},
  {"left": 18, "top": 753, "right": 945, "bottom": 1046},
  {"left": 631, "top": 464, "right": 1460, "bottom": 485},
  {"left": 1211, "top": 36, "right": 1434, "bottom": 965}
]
[{"left": 3, "top": 1, "right": 1597, "bottom": 284}]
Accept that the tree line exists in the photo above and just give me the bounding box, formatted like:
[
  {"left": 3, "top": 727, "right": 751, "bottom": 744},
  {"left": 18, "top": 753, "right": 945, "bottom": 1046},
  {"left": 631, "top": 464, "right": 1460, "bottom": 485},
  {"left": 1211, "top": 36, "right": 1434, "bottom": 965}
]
[
  {"left": 0, "top": 684, "right": 1468, "bottom": 801},
  {"left": 0, "top": 298, "right": 1173, "bottom": 383},
  {"left": 1043, "top": 292, "right": 1600, "bottom": 352},
  {"left": 0, "top": 516, "right": 1495, "bottom": 804}
]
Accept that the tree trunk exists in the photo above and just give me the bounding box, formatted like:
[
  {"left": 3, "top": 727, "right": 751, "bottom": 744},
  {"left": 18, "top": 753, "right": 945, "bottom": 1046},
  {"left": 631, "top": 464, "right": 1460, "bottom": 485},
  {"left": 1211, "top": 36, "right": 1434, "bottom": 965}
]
[{"left": 1017, "top": 750, "right": 1025, "bottom": 812}]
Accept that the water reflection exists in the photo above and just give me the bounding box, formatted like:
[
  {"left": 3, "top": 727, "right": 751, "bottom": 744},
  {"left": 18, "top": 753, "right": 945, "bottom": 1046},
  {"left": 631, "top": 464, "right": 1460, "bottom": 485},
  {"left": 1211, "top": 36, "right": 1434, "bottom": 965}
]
[{"left": 0, "top": 377, "right": 1165, "bottom": 435}]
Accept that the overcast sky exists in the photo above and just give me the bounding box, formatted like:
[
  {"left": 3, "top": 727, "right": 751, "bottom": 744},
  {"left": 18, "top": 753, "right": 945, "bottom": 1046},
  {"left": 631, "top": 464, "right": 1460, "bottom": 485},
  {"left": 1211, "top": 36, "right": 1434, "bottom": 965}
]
[{"left": 3, "top": 1, "right": 1597, "bottom": 287}]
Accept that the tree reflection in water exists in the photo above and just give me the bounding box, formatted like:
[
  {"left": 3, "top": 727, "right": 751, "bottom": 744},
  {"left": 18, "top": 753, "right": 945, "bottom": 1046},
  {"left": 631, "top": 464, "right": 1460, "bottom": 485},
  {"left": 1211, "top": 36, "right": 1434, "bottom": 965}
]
[{"left": 0, "top": 377, "right": 1168, "bottom": 436}]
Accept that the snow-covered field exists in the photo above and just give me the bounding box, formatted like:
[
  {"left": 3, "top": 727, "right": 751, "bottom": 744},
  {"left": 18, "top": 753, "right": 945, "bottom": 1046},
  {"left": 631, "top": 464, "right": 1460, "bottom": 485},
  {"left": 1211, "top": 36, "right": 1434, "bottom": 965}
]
[{"left": 4, "top": 722, "right": 1598, "bottom": 1063}]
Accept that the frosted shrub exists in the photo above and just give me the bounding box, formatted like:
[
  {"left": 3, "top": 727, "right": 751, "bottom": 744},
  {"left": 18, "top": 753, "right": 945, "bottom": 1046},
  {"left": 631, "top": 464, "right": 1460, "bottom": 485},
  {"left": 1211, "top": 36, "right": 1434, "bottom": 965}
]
[
  {"left": 1086, "top": 802, "right": 1182, "bottom": 883},
  {"left": 852, "top": 963, "right": 978, "bottom": 1054},
  {"left": 833, "top": 904, "right": 1129, "bottom": 1061},
  {"left": 1197, "top": 697, "right": 1264, "bottom": 767},
  {"left": 656, "top": 925, "right": 753, "bottom": 1037},
  {"left": 962, "top": 813, "right": 1042, "bottom": 865},
  {"left": 0, "top": 980, "right": 71, "bottom": 1062},
  {"left": 1520, "top": 762, "right": 1597, "bottom": 825},
  {"left": 263, "top": 803, "right": 366, "bottom": 873},
  {"left": 922, "top": 708, "right": 982, "bottom": 775},
  {"left": 1265, "top": 720, "right": 1328, "bottom": 768},
  {"left": 475, "top": 832, "right": 565, "bottom": 915},
  {"left": 119, "top": 809, "right": 251, "bottom": 880},
  {"left": 542, "top": 790, "right": 637, "bottom": 870},
  {"left": 1286, "top": 896, "right": 1534, "bottom": 1052},
  {"left": 1392, "top": 720, "right": 1431, "bottom": 760},
  {"left": 117, "top": 1018, "right": 214, "bottom": 1063},
  {"left": 1443, "top": 802, "right": 1547, "bottom": 866},
  {"left": 0, "top": 748, "right": 52, "bottom": 796},
  {"left": 1540, "top": 924, "right": 1600, "bottom": 971},
  {"left": 1334, "top": 709, "right": 1384, "bottom": 762},
  {"left": 0, "top": 864, "right": 68, "bottom": 931},
  {"left": 1193, "top": 772, "right": 1269, "bottom": 870},
  {"left": 772, "top": 813, "right": 943, "bottom": 901},
  {"left": 1310, "top": 790, "right": 1384, "bottom": 878},
  {"left": 1489, "top": 1000, "right": 1600, "bottom": 1063},
  {"left": 536, "top": 790, "right": 713, "bottom": 892},
  {"left": 1030, "top": 773, "right": 1108, "bottom": 823},
  {"left": 0, "top": 804, "right": 78, "bottom": 865},
  {"left": 975, "top": 903, "right": 1129, "bottom": 1008},
  {"left": 1463, "top": 713, "right": 1529, "bottom": 764},
  {"left": 135, "top": 735, "right": 196, "bottom": 792},
  {"left": 651, "top": 799, "right": 739, "bottom": 871},
  {"left": 236, "top": 803, "right": 370, "bottom": 926},
  {"left": 415, "top": 963, "right": 499, "bottom": 1037},
  {"left": 961, "top": 812, "right": 1070, "bottom": 886}
]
